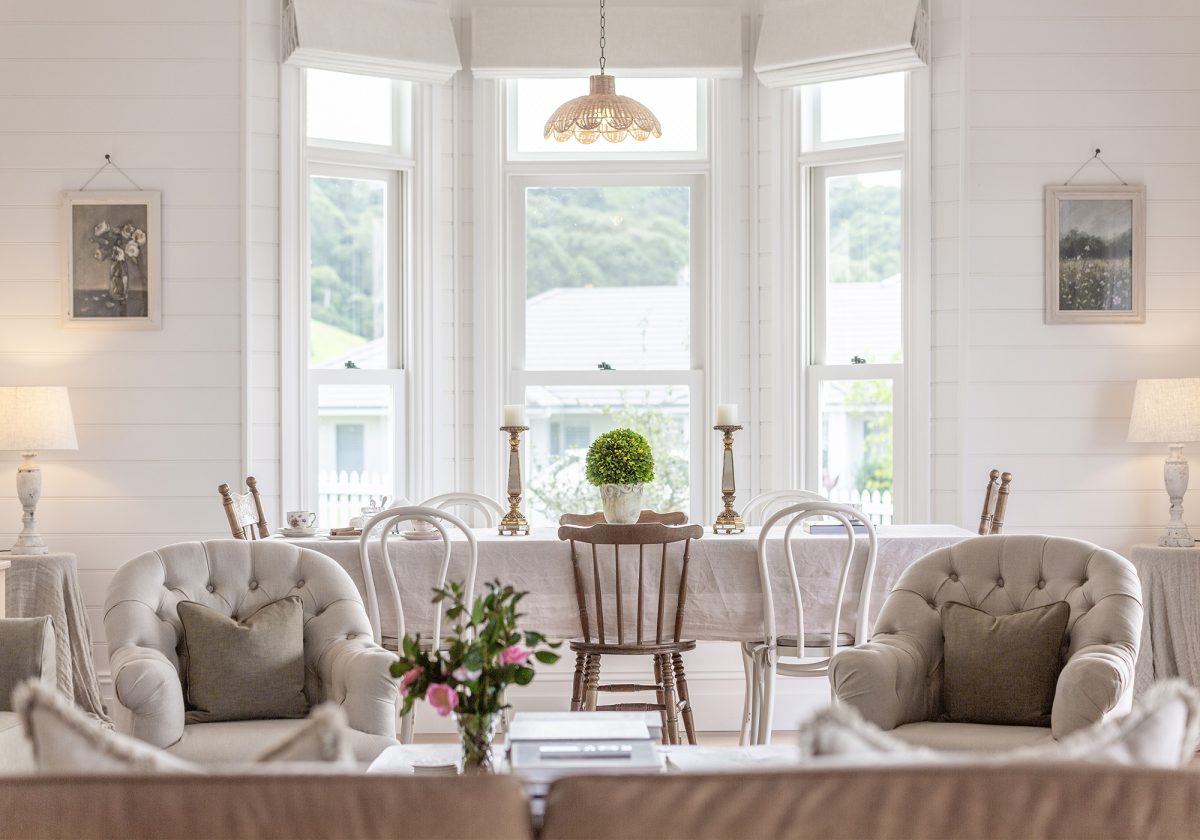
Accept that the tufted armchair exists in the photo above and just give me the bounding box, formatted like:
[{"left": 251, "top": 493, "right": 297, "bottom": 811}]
[
  {"left": 103, "top": 540, "right": 398, "bottom": 763},
  {"left": 830, "top": 535, "right": 1142, "bottom": 750}
]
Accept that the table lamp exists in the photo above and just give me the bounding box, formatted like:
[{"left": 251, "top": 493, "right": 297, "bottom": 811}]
[
  {"left": 1128, "top": 378, "right": 1200, "bottom": 548},
  {"left": 0, "top": 387, "right": 78, "bottom": 555}
]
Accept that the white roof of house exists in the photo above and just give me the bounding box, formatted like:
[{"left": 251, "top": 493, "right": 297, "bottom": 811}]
[{"left": 824, "top": 273, "right": 902, "bottom": 364}]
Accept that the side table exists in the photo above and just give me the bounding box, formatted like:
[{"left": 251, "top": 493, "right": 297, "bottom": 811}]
[
  {"left": 1131, "top": 543, "right": 1200, "bottom": 697},
  {"left": 4, "top": 552, "right": 109, "bottom": 721}
]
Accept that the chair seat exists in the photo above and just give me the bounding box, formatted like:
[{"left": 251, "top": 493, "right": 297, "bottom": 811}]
[
  {"left": 383, "top": 636, "right": 447, "bottom": 653},
  {"left": 752, "top": 632, "right": 855, "bottom": 651},
  {"left": 888, "top": 721, "right": 1055, "bottom": 751},
  {"left": 569, "top": 639, "right": 697, "bottom": 656}
]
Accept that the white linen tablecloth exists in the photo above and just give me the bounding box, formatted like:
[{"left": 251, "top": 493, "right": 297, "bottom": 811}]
[{"left": 282, "top": 525, "right": 971, "bottom": 644}]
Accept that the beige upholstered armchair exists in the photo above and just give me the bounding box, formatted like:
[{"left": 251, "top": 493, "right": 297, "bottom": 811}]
[
  {"left": 104, "top": 540, "right": 398, "bottom": 763},
  {"left": 830, "top": 535, "right": 1142, "bottom": 750}
]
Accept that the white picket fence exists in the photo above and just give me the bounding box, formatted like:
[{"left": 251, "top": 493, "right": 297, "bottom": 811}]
[
  {"left": 828, "top": 488, "right": 894, "bottom": 526},
  {"left": 318, "top": 470, "right": 393, "bottom": 528}
]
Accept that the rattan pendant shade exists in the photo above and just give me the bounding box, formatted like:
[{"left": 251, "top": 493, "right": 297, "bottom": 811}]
[{"left": 544, "top": 73, "right": 663, "bottom": 144}]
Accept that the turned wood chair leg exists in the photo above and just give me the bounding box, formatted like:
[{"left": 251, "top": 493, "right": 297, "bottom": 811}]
[
  {"left": 672, "top": 652, "right": 696, "bottom": 745},
  {"left": 660, "top": 653, "right": 681, "bottom": 746},
  {"left": 652, "top": 654, "right": 669, "bottom": 742},
  {"left": 584, "top": 654, "right": 600, "bottom": 712},
  {"left": 570, "top": 651, "right": 586, "bottom": 711}
]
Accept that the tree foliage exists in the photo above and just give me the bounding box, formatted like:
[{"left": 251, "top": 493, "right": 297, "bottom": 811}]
[
  {"left": 309, "top": 177, "right": 385, "bottom": 340},
  {"left": 827, "top": 177, "right": 902, "bottom": 284}
]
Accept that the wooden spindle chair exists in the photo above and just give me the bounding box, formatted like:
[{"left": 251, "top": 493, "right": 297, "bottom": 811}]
[
  {"left": 558, "top": 510, "right": 688, "bottom": 527},
  {"left": 218, "top": 477, "right": 269, "bottom": 540},
  {"left": 978, "top": 469, "right": 1013, "bottom": 535},
  {"left": 558, "top": 521, "right": 704, "bottom": 746}
]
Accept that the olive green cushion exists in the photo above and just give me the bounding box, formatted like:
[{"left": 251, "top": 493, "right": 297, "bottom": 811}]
[
  {"left": 941, "top": 600, "right": 1070, "bottom": 727},
  {"left": 178, "top": 597, "right": 309, "bottom": 723}
]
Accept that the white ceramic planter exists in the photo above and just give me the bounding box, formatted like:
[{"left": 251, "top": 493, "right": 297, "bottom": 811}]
[{"left": 599, "top": 483, "right": 644, "bottom": 524}]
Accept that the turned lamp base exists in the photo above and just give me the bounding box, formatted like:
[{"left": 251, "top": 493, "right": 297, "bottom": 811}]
[
  {"left": 1159, "top": 444, "right": 1195, "bottom": 548},
  {"left": 12, "top": 452, "right": 49, "bottom": 555}
]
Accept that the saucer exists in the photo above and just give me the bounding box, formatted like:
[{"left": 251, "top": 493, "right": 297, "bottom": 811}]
[
  {"left": 402, "top": 529, "right": 442, "bottom": 541},
  {"left": 280, "top": 527, "right": 318, "bottom": 537}
]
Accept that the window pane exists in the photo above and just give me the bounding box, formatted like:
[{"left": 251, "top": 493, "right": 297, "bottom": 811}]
[
  {"left": 818, "top": 379, "right": 893, "bottom": 525},
  {"left": 317, "top": 384, "right": 394, "bottom": 527},
  {"left": 525, "top": 186, "right": 690, "bottom": 370},
  {"left": 815, "top": 72, "right": 905, "bottom": 145},
  {"left": 306, "top": 69, "right": 393, "bottom": 146},
  {"left": 525, "top": 385, "right": 689, "bottom": 526},
  {"left": 309, "top": 175, "right": 388, "bottom": 369},
  {"left": 823, "top": 169, "right": 902, "bottom": 364},
  {"left": 515, "top": 78, "right": 699, "bottom": 154}
]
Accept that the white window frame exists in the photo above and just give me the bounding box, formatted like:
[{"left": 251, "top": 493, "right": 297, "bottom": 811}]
[
  {"left": 498, "top": 79, "right": 715, "bottom": 525},
  {"left": 790, "top": 70, "right": 932, "bottom": 524},
  {"left": 284, "top": 68, "right": 416, "bottom": 513}
]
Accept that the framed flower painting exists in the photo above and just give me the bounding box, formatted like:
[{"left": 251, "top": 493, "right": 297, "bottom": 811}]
[
  {"left": 1044, "top": 185, "right": 1145, "bottom": 324},
  {"left": 61, "top": 190, "right": 161, "bottom": 329}
]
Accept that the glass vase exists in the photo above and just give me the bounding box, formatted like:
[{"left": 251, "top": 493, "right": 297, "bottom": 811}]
[{"left": 455, "top": 711, "right": 499, "bottom": 774}]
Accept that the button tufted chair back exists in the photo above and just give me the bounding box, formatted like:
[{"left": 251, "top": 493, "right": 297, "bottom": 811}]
[
  {"left": 853, "top": 534, "right": 1142, "bottom": 736},
  {"left": 105, "top": 539, "right": 374, "bottom": 707}
]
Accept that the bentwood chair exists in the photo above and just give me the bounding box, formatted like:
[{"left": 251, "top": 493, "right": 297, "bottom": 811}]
[
  {"left": 744, "top": 501, "right": 877, "bottom": 745},
  {"left": 217, "top": 476, "right": 268, "bottom": 540},
  {"left": 558, "top": 521, "right": 704, "bottom": 745},
  {"left": 358, "top": 506, "right": 478, "bottom": 743},
  {"left": 978, "top": 469, "right": 1013, "bottom": 535},
  {"left": 740, "top": 490, "right": 827, "bottom": 525},
  {"left": 421, "top": 493, "right": 507, "bottom": 528}
]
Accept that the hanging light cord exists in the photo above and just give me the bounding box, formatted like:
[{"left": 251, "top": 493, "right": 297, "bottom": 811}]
[{"left": 598, "top": 0, "right": 606, "bottom": 74}]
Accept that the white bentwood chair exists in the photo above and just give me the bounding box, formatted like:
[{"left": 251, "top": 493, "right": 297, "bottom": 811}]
[
  {"left": 357, "top": 505, "right": 478, "bottom": 743},
  {"left": 735, "top": 489, "right": 827, "bottom": 743},
  {"left": 421, "top": 493, "right": 507, "bottom": 528},
  {"left": 743, "top": 501, "right": 878, "bottom": 745}
]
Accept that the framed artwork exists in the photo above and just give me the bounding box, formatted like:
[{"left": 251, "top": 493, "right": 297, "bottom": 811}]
[
  {"left": 1044, "top": 184, "right": 1145, "bottom": 324},
  {"left": 61, "top": 190, "right": 161, "bottom": 329}
]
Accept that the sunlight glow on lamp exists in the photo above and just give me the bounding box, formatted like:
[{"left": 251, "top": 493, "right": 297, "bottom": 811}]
[
  {"left": 0, "top": 387, "right": 78, "bottom": 555},
  {"left": 1128, "top": 378, "right": 1200, "bottom": 548},
  {"left": 543, "top": 0, "right": 662, "bottom": 144}
]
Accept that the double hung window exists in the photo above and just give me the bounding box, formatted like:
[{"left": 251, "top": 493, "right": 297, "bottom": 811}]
[{"left": 302, "top": 69, "right": 412, "bottom": 524}]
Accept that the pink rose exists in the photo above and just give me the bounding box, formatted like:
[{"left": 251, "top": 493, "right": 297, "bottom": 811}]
[
  {"left": 398, "top": 666, "right": 423, "bottom": 698},
  {"left": 500, "top": 645, "right": 530, "bottom": 666},
  {"left": 426, "top": 683, "right": 459, "bottom": 717}
]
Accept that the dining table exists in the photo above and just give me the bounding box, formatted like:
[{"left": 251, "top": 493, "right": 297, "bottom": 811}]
[{"left": 279, "top": 524, "right": 973, "bottom": 644}]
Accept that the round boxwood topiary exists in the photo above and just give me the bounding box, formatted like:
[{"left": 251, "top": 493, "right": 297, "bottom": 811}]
[{"left": 585, "top": 428, "right": 655, "bottom": 487}]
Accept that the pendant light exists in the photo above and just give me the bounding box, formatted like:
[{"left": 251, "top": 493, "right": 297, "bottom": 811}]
[{"left": 543, "top": 0, "right": 662, "bottom": 144}]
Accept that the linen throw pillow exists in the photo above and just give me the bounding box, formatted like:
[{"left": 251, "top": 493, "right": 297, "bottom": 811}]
[
  {"left": 796, "top": 680, "right": 1200, "bottom": 769},
  {"left": 940, "top": 600, "right": 1070, "bottom": 727},
  {"left": 0, "top": 616, "right": 55, "bottom": 712},
  {"left": 178, "top": 596, "right": 309, "bottom": 723}
]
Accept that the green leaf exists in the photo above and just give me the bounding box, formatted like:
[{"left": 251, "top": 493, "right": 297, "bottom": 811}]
[
  {"left": 514, "top": 666, "right": 535, "bottom": 686},
  {"left": 534, "top": 650, "right": 559, "bottom": 664}
]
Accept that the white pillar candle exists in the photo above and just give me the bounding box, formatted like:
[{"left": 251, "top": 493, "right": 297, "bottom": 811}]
[
  {"left": 502, "top": 404, "right": 527, "bottom": 427},
  {"left": 716, "top": 404, "right": 739, "bottom": 426}
]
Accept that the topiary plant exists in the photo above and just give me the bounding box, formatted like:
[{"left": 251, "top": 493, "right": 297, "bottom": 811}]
[{"left": 585, "top": 428, "right": 655, "bottom": 487}]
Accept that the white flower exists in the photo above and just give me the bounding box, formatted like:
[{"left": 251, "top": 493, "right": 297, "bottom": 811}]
[
  {"left": 133, "top": 229, "right": 146, "bottom": 245},
  {"left": 452, "top": 666, "right": 481, "bottom": 682},
  {"left": 92, "top": 248, "right": 104, "bottom": 262},
  {"left": 124, "top": 241, "right": 139, "bottom": 258},
  {"left": 121, "top": 224, "right": 134, "bottom": 237},
  {"left": 93, "top": 221, "right": 110, "bottom": 236},
  {"left": 112, "top": 247, "right": 125, "bottom": 262}
]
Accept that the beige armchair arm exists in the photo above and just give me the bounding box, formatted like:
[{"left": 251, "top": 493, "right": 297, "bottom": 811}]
[
  {"left": 315, "top": 636, "right": 398, "bottom": 738},
  {"left": 1052, "top": 643, "right": 1135, "bottom": 739},
  {"left": 830, "top": 634, "right": 933, "bottom": 731},
  {"left": 109, "top": 644, "right": 185, "bottom": 749},
  {"left": 0, "top": 617, "right": 56, "bottom": 711}
]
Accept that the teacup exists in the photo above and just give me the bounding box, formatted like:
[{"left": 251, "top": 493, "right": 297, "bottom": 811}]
[{"left": 286, "top": 511, "right": 318, "bottom": 529}]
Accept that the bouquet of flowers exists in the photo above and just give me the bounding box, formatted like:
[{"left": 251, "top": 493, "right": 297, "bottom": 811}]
[
  {"left": 391, "top": 579, "right": 560, "bottom": 771},
  {"left": 90, "top": 220, "right": 146, "bottom": 301}
]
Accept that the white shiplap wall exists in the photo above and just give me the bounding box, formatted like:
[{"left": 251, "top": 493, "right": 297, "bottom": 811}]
[
  {"left": 0, "top": 0, "right": 248, "bottom": 676},
  {"left": 930, "top": 0, "right": 1200, "bottom": 555}
]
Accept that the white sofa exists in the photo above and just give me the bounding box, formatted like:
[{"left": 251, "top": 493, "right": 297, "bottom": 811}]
[
  {"left": 103, "top": 540, "right": 399, "bottom": 763},
  {"left": 0, "top": 616, "right": 56, "bottom": 773},
  {"left": 831, "top": 535, "right": 1142, "bottom": 749}
]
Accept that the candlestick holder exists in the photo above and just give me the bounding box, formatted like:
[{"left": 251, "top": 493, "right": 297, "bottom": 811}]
[
  {"left": 713, "top": 424, "right": 745, "bottom": 534},
  {"left": 499, "top": 425, "right": 531, "bottom": 536}
]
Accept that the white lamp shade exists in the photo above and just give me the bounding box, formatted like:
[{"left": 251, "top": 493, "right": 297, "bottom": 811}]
[
  {"left": 0, "top": 386, "right": 79, "bottom": 451},
  {"left": 1128, "top": 378, "right": 1200, "bottom": 443}
]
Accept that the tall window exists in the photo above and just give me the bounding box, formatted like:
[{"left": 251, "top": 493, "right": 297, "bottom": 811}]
[
  {"left": 507, "top": 79, "right": 707, "bottom": 525},
  {"left": 800, "top": 72, "right": 906, "bottom": 523},
  {"left": 304, "top": 69, "right": 411, "bottom": 524}
]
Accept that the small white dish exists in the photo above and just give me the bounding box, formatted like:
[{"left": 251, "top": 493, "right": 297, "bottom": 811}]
[
  {"left": 402, "top": 529, "right": 442, "bottom": 541},
  {"left": 279, "top": 527, "right": 318, "bottom": 538}
]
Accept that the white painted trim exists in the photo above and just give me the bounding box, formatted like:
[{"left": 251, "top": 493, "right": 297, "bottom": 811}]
[
  {"left": 904, "top": 66, "right": 932, "bottom": 523},
  {"left": 280, "top": 64, "right": 304, "bottom": 513},
  {"left": 955, "top": 1, "right": 972, "bottom": 527},
  {"left": 239, "top": 0, "right": 252, "bottom": 480}
]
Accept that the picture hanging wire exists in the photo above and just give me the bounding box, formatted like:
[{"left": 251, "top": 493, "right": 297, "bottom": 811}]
[
  {"left": 78, "top": 154, "right": 143, "bottom": 191},
  {"left": 1064, "top": 148, "right": 1128, "bottom": 186}
]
